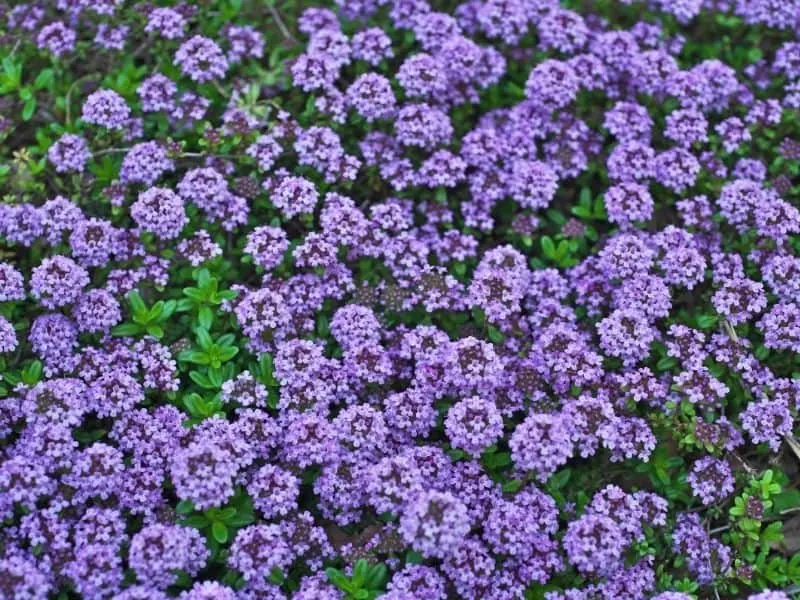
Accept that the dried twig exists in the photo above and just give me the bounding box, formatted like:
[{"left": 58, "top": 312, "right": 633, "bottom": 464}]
[{"left": 265, "top": 0, "right": 298, "bottom": 45}]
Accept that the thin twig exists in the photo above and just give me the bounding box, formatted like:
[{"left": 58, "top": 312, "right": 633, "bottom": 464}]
[
  {"left": 64, "top": 74, "right": 100, "bottom": 127},
  {"left": 732, "top": 451, "right": 756, "bottom": 475},
  {"left": 212, "top": 79, "right": 229, "bottom": 99},
  {"left": 265, "top": 0, "right": 298, "bottom": 45},
  {"left": 93, "top": 147, "right": 131, "bottom": 157},
  {"left": 722, "top": 319, "right": 739, "bottom": 343}
]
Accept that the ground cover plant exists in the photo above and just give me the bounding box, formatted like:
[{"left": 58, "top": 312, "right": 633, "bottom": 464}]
[{"left": 2, "top": 0, "right": 800, "bottom": 598}]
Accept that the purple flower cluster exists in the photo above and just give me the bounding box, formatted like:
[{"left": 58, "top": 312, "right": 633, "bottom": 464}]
[{"left": 2, "top": 0, "right": 800, "bottom": 598}]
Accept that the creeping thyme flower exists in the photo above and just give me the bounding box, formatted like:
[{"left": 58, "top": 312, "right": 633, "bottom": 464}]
[
  {"left": 145, "top": 7, "right": 187, "bottom": 40},
  {"left": 525, "top": 59, "right": 579, "bottom": 109},
  {"left": 395, "top": 103, "right": 453, "bottom": 149},
  {"left": 138, "top": 74, "right": 178, "bottom": 112},
  {"left": 30, "top": 255, "right": 89, "bottom": 309},
  {"left": 346, "top": 73, "right": 396, "bottom": 122},
  {"left": 597, "top": 308, "right": 658, "bottom": 366},
  {"left": 672, "top": 512, "right": 731, "bottom": 584},
  {"left": 37, "top": 22, "right": 76, "bottom": 57},
  {"left": 510, "top": 413, "right": 574, "bottom": 481},
  {"left": 291, "top": 53, "right": 340, "bottom": 91},
  {"left": 0, "top": 316, "right": 17, "bottom": 352},
  {"left": 72, "top": 289, "right": 122, "bottom": 333},
  {"left": 352, "top": 27, "right": 393, "bottom": 65},
  {"left": 228, "top": 524, "right": 295, "bottom": 580},
  {"left": 177, "top": 230, "right": 223, "bottom": 266},
  {"left": 120, "top": 141, "right": 175, "bottom": 185},
  {"left": 399, "top": 490, "right": 471, "bottom": 559},
  {"left": 131, "top": 187, "right": 188, "bottom": 239},
  {"left": 687, "top": 457, "right": 735, "bottom": 505},
  {"left": 0, "top": 555, "right": 52, "bottom": 600},
  {"left": 268, "top": 175, "right": 320, "bottom": 219},
  {"left": 711, "top": 277, "right": 768, "bottom": 325},
  {"left": 180, "top": 582, "right": 238, "bottom": 600},
  {"left": 48, "top": 134, "right": 91, "bottom": 173},
  {"left": 604, "top": 182, "right": 654, "bottom": 227},
  {"left": 387, "top": 565, "right": 447, "bottom": 599},
  {"left": 248, "top": 464, "right": 300, "bottom": 519},
  {"left": 538, "top": 9, "right": 589, "bottom": 53},
  {"left": 175, "top": 36, "right": 229, "bottom": 82},
  {"left": 95, "top": 23, "right": 129, "bottom": 50},
  {"left": 0, "top": 262, "right": 25, "bottom": 301},
  {"left": 170, "top": 439, "right": 239, "bottom": 510},
  {"left": 225, "top": 25, "right": 265, "bottom": 63},
  {"left": 129, "top": 524, "right": 209, "bottom": 589},
  {"left": 4, "top": 2, "right": 800, "bottom": 595},
  {"left": 81, "top": 89, "right": 130, "bottom": 129},
  {"left": 740, "top": 399, "right": 792, "bottom": 452},
  {"left": 564, "top": 513, "right": 626, "bottom": 576},
  {"left": 247, "top": 134, "right": 283, "bottom": 171},
  {"left": 445, "top": 396, "right": 504, "bottom": 456}
]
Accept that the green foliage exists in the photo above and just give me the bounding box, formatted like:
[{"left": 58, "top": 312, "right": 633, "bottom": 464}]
[
  {"left": 325, "top": 559, "right": 389, "bottom": 600},
  {"left": 112, "top": 290, "right": 176, "bottom": 339},
  {"left": 179, "top": 491, "right": 256, "bottom": 555}
]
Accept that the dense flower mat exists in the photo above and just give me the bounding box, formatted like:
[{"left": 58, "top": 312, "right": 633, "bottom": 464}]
[{"left": 1, "top": 0, "right": 800, "bottom": 598}]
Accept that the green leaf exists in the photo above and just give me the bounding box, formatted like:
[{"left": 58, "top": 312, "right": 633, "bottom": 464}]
[
  {"left": 189, "top": 370, "right": 215, "bottom": 389},
  {"left": 541, "top": 236, "right": 555, "bottom": 258},
  {"left": 656, "top": 356, "right": 678, "bottom": 371},
  {"left": 218, "top": 507, "right": 237, "bottom": 521},
  {"left": 196, "top": 328, "right": 214, "bottom": 350},
  {"left": 21, "top": 360, "right": 43, "bottom": 385},
  {"left": 352, "top": 559, "right": 369, "bottom": 587},
  {"left": 487, "top": 326, "right": 504, "bottom": 344},
  {"left": 216, "top": 333, "right": 236, "bottom": 347},
  {"left": 211, "top": 521, "right": 229, "bottom": 544},
  {"left": 593, "top": 195, "right": 607, "bottom": 219},
  {"left": 34, "top": 69, "right": 54, "bottom": 90},
  {"left": 208, "top": 368, "right": 223, "bottom": 388},
  {"left": 761, "top": 521, "right": 784, "bottom": 544},
  {"left": 228, "top": 512, "right": 255, "bottom": 527},
  {"left": 198, "top": 305, "right": 214, "bottom": 329},
  {"left": 112, "top": 322, "right": 143, "bottom": 337},
  {"left": 555, "top": 240, "right": 570, "bottom": 260},
  {"left": 771, "top": 490, "right": 800, "bottom": 514},
  {"left": 183, "top": 287, "right": 206, "bottom": 302},
  {"left": 217, "top": 346, "right": 239, "bottom": 361},
  {"left": 183, "top": 393, "right": 206, "bottom": 417},
  {"left": 448, "top": 448, "right": 466, "bottom": 461},
  {"left": 268, "top": 568, "right": 285, "bottom": 585},
  {"left": 176, "top": 499, "right": 195, "bottom": 514},
  {"left": 146, "top": 324, "right": 164, "bottom": 338},
  {"left": 162, "top": 300, "right": 177, "bottom": 319},
  {"left": 325, "top": 568, "right": 352, "bottom": 593},
  {"left": 148, "top": 301, "right": 165, "bottom": 322},
  {"left": 127, "top": 291, "right": 147, "bottom": 318},
  {"left": 185, "top": 515, "right": 209, "bottom": 528},
  {"left": 548, "top": 469, "right": 571, "bottom": 490},
  {"left": 22, "top": 97, "right": 36, "bottom": 121},
  {"left": 579, "top": 187, "right": 592, "bottom": 207},
  {"left": 696, "top": 315, "right": 718, "bottom": 329},
  {"left": 197, "top": 268, "right": 212, "bottom": 288},
  {"left": 259, "top": 353, "right": 275, "bottom": 384},
  {"left": 181, "top": 350, "right": 211, "bottom": 365},
  {"left": 572, "top": 205, "right": 592, "bottom": 218},
  {"left": 483, "top": 451, "right": 511, "bottom": 470}
]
